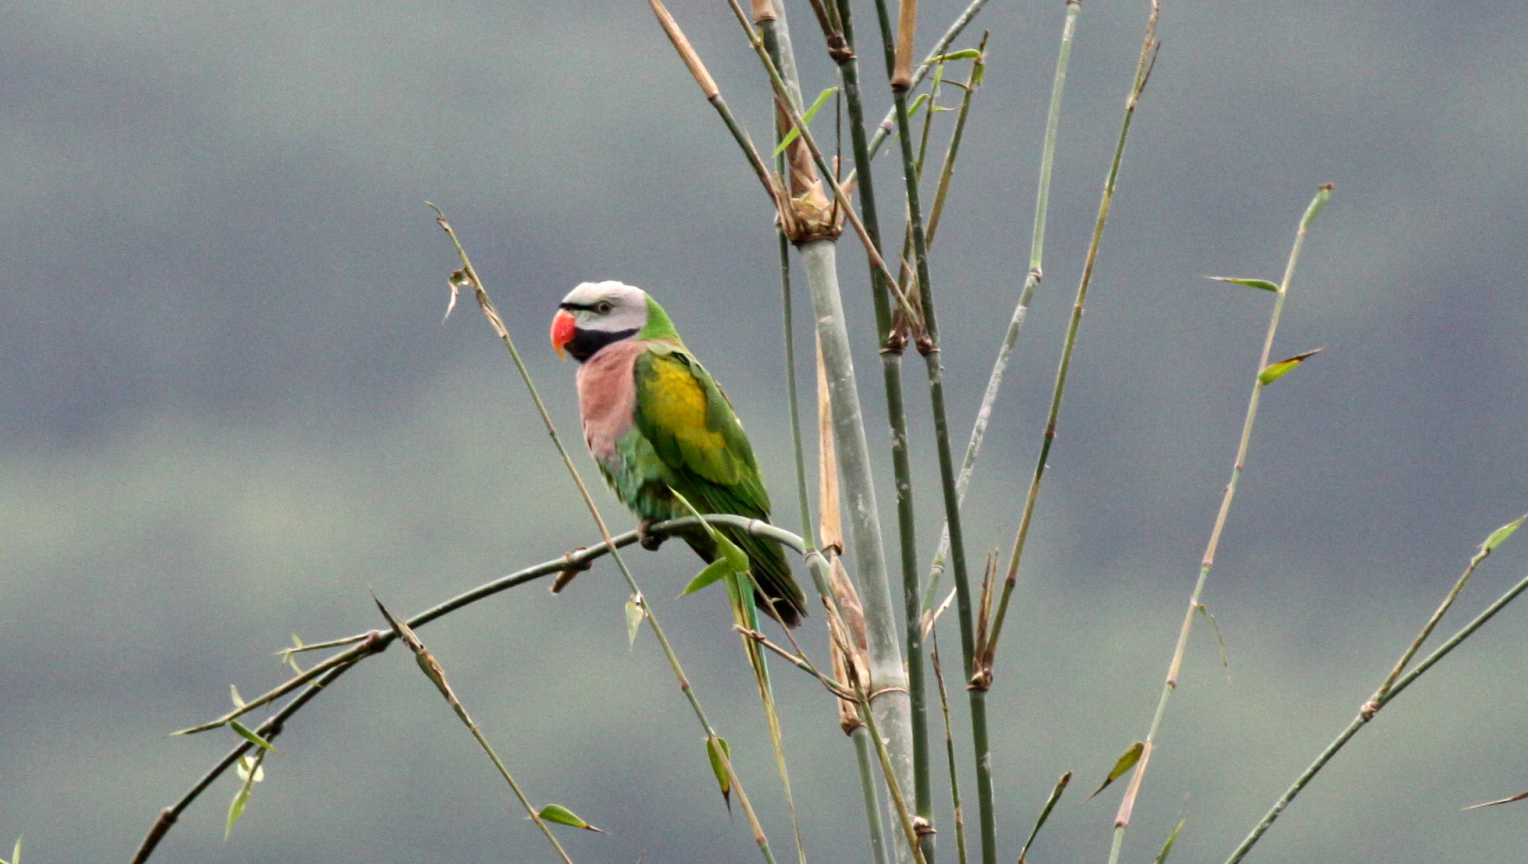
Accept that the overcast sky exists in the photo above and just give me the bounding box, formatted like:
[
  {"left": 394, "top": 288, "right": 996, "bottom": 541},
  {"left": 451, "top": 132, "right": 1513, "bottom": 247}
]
[{"left": 2, "top": 3, "right": 1524, "bottom": 862}]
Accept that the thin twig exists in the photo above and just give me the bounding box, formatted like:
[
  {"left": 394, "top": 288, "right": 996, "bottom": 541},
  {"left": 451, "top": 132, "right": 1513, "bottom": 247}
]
[
  {"left": 1110, "top": 181, "right": 1333, "bottom": 863},
  {"left": 374, "top": 597, "right": 572, "bottom": 863}
]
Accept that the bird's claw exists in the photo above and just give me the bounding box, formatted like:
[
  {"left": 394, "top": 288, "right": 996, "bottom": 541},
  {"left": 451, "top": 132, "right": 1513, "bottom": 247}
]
[{"left": 638, "top": 519, "right": 664, "bottom": 551}]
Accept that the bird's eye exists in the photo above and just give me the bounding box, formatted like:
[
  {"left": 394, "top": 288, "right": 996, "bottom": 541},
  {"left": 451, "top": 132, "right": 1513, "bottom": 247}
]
[{"left": 595, "top": 301, "right": 614, "bottom": 314}]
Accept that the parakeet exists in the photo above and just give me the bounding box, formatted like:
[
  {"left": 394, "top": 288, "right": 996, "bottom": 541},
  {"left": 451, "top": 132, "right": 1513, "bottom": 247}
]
[{"left": 549, "top": 280, "right": 808, "bottom": 628}]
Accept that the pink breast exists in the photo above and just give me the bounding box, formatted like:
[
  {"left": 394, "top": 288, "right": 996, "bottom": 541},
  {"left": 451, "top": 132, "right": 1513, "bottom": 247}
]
[{"left": 575, "top": 340, "right": 644, "bottom": 461}]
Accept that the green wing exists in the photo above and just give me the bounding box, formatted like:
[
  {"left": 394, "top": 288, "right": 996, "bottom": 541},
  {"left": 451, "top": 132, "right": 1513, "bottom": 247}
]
[{"left": 632, "top": 345, "right": 807, "bottom": 625}]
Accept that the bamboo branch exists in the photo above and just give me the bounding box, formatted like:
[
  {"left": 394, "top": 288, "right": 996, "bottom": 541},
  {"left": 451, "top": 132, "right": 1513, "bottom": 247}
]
[
  {"left": 134, "top": 514, "right": 800, "bottom": 862},
  {"left": 1109, "top": 181, "right": 1332, "bottom": 864},
  {"left": 1228, "top": 574, "right": 1529, "bottom": 862}
]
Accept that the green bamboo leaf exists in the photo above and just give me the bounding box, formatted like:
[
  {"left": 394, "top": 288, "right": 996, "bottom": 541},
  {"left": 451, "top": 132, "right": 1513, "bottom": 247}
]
[
  {"left": 624, "top": 596, "right": 644, "bottom": 648},
  {"left": 1017, "top": 771, "right": 1072, "bottom": 863},
  {"left": 537, "top": 804, "right": 603, "bottom": 833},
  {"left": 681, "top": 558, "right": 735, "bottom": 597},
  {"left": 1154, "top": 815, "right": 1187, "bottom": 863},
  {"left": 772, "top": 86, "right": 838, "bottom": 158},
  {"left": 1088, "top": 741, "right": 1144, "bottom": 800},
  {"left": 1258, "top": 347, "right": 1324, "bottom": 386},
  {"left": 1207, "top": 275, "right": 1279, "bottom": 293},
  {"left": 225, "top": 784, "right": 251, "bottom": 842},
  {"left": 717, "top": 534, "right": 750, "bottom": 573},
  {"left": 2, "top": 835, "right": 19, "bottom": 864},
  {"left": 905, "top": 91, "right": 930, "bottom": 119},
  {"left": 225, "top": 755, "right": 264, "bottom": 842},
  {"left": 1481, "top": 516, "right": 1526, "bottom": 553},
  {"left": 228, "top": 720, "right": 276, "bottom": 752},
  {"left": 933, "top": 47, "right": 983, "bottom": 61},
  {"left": 706, "top": 735, "right": 733, "bottom": 811}
]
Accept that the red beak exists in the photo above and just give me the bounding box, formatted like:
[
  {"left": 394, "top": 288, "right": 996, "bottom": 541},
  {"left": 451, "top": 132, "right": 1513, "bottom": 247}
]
[{"left": 550, "top": 309, "right": 576, "bottom": 359}]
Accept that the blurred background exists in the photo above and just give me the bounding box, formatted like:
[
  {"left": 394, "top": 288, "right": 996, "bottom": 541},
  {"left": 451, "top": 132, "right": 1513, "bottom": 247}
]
[{"left": 2, "top": 2, "right": 1524, "bottom": 862}]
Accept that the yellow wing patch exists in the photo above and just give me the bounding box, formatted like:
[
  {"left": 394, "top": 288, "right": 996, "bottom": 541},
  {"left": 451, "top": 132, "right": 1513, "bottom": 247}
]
[{"left": 645, "top": 355, "right": 726, "bottom": 452}]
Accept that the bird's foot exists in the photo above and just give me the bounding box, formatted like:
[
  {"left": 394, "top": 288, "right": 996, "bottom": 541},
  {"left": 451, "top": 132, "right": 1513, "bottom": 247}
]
[{"left": 638, "top": 518, "right": 665, "bottom": 551}]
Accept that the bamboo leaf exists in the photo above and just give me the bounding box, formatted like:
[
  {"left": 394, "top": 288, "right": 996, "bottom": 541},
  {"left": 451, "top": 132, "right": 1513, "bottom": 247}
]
[
  {"left": 225, "top": 754, "right": 265, "bottom": 842},
  {"left": 228, "top": 720, "right": 276, "bottom": 753},
  {"left": 1207, "top": 275, "right": 1279, "bottom": 293},
  {"left": 680, "top": 558, "right": 735, "bottom": 597},
  {"left": 537, "top": 804, "right": 603, "bottom": 833},
  {"left": 772, "top": 86, "right": 838, "bottom": 158},
  {"left": 933, "top": 47, "right": 983, "bottom": 62},
  {"left": 1258, "top": 347, "right": 1324, "bottom": 386},
  {"left": 905, "top": 91, "right": 930, "bottom": 119},
  {"left": 1195, "top": 603, "right": 1231, "bottom": 673},
  {"left": 1017, "top": 771, "right": 1071, "bottom": 863},
  {"left": 229, "top": 684, "right": 246, "bottom": 708},
  {"left": 624, "top": 596, "right": 644, "bottom": 648},
  {"left": 1461, "top": 791, "right": 1527, "bottom": 811},
  {"left": 1481, "top": 516, "right": 1525, "bottom": 553},
  {"left": 1154, "top": 815, "right": 1187, "bottom": 862},
  {"left": 2, "top": 835, "right": 19, "bottom": 864},
  {"left": 706, "top": 735, "right": 733, "bottom": 811},
  {"left": 1088, "top": 741, "right": 1144, "bottom": 800}
]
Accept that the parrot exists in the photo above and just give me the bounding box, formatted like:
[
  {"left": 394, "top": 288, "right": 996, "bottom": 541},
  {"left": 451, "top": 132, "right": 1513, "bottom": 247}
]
[{"left": 549, "top": 280, "right": 809, "bottom": 628}]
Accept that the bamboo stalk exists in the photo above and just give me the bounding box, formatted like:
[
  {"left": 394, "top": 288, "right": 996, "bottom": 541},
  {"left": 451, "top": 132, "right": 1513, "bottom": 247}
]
[
  {"left": 870, "top": 0, "right": 995, "bottom": 857},
  {"left": 1228, "top": 575, "right": 1529, "bottom": 862},
  {"left": 827, "top": 0, "right": 932, "bottom": 856},
  {"left": 1109, "top": 182, "right": 1331, "bottom": 863}
]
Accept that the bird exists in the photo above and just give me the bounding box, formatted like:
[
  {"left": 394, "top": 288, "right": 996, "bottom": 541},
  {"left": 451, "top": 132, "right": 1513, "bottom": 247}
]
[{"left": 549, "top": 280, "right": 808, "bottom": 628}]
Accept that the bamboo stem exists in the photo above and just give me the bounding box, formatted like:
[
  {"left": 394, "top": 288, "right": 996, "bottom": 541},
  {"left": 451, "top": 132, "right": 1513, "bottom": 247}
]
[
  {"left": 1109, "top": 182, "right": 1331, "bottom": 863},
  {"left": 871, "top": 0, "right": 994, "bottom": 857},
  {"left": 827, "top": 0, "right": 932, "bottom": 857}
]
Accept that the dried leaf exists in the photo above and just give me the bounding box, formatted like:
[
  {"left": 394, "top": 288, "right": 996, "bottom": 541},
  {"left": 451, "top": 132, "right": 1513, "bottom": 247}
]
[
  {"left": 444, "top": 268, "right": 470, "bottom": 323},
  {"left": 624, "top": 596, "right": 644, "bottom": 648},
  {"left": 1258, "top": 347, "right": 1324, "bottom": 386},
  {"left": 1462, "top": 791, "right": 1527, "bottom": 811},
  {"left": 920, "top": 587, "right": 958, "bottom": 641},
  {"left": 1088, "top": 741, "right": 1145, "bottom": 800},
  {"left": 537, "top": 804, "right": 603, "bottom": 833}
]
